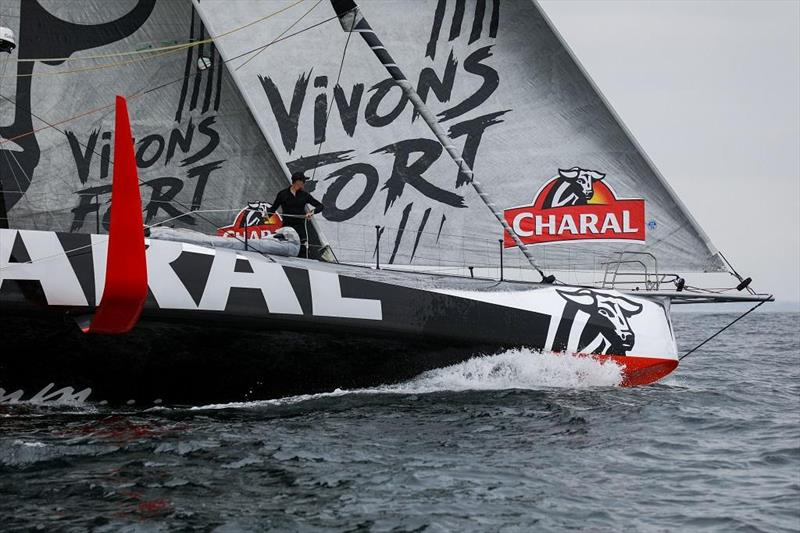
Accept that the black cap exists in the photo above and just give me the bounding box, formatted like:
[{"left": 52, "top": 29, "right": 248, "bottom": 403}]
[{"left": 291, "top": 172, "right": 307, "bottom": 183}]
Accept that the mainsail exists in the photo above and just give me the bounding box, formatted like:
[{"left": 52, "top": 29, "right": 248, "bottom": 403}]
[
  {"left": 193, "top": 0, "right": 727, "bottom": 273},
  {"left": 0, "top": 0, "right": 291, "bottom": 238}
]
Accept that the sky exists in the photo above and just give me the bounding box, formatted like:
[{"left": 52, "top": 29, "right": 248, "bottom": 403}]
[{"left": 539, "top": 0, "right": 800, "bottom": 305}]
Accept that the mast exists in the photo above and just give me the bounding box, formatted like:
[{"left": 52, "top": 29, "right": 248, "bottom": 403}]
[{"left": 329, "top": 0, "right": 553, "bottom": 283}]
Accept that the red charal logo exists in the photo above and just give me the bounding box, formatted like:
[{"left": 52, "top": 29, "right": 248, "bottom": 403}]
[
  {"left": 217, "top": 202, "right": 283, "bottom": 239},
  {"left": 503, "top": 167, "right": 645, "bottom": 246}
]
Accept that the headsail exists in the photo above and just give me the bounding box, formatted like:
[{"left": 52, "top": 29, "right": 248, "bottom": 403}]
[{"left": 193, "top": 0, "right": 726, "bottom": 273}]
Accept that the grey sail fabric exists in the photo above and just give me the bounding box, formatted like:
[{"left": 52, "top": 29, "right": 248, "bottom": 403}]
[
  {"left": 192, "top": 0, "right": 726, "bottom": 273},
  {"left": 0, "top": 0, "right": 290, "bottom": 236}
]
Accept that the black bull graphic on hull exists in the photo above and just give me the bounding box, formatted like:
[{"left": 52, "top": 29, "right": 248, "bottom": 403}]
[{"left": 552, "top": 289, "right": 644, "bottom": 356}]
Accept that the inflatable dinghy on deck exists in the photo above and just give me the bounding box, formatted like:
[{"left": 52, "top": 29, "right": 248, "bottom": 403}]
[{"left": 147, "top": 226, "right": 301, "bottom": 256}]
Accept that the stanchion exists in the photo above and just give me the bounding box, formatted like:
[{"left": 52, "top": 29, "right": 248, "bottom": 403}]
[{"left": 498, "top": 239, "right": 504, "bottom": 281}]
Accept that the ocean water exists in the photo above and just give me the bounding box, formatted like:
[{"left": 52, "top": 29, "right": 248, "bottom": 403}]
[{"left": 1, "top": 312, "right": 798, "bottom": 532}]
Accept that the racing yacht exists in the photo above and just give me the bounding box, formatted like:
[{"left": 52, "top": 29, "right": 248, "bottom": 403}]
[{"left": 0, "top": 0, "right": 770, "bottom": 404}]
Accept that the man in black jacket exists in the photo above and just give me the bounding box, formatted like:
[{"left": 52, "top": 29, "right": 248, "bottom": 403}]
[{"left": 266, "top": 172, "right": 324, "bottom": 257}]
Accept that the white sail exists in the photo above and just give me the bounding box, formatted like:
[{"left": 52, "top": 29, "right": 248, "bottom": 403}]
[
  {"left": 0, "top": 0, "right": 727, "bottom": 273},
  {"left": 193, "top": 0, "right": 726, "bottom": 273},
  {"left": 0, "top": 0, "right": 291, "bottom": 237}
]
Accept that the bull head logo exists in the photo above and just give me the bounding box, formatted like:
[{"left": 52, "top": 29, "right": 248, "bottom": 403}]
[
  {"left": 541, "top": 167, "right": 606, "bottom": 208},
  {"left": 553, "top": 289, "right": 643, "bottom": 356}
]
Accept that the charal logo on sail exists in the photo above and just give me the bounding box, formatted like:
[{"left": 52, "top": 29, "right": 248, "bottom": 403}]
[{"left": 502, "top": 167, "right": 646, "bottom": 246}]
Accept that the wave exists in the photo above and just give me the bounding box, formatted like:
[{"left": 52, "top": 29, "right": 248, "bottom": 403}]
[
  {"left": 195, "top": 349, "right": 623, "bottom": 410},
  {"left": 379, "top": 348, "right": 623, "bottom": 393}
]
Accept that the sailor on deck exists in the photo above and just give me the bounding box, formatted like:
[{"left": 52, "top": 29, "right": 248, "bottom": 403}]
[{"left": 266, "top": 172, "right": 324, "bottom": 258}]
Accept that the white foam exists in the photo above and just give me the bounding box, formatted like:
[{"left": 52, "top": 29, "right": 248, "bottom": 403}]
[
  {"left": 194, "top": 349, "right": 623, "bottom": 410},
  {"left": 376, "top": 348, "right": 623, "bottom": 393},
  {"left": 12, "top": 440, "right": 46, "bottom": 448}
]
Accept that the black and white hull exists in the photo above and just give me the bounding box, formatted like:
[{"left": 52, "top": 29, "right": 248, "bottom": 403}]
[{"left": 0, "top": 228, "right": 681, "bottom": 405}]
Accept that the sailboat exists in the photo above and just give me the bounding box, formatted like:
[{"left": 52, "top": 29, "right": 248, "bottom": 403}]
[{"left": 0, "top": 0, "right": 771, "bottom": 405}]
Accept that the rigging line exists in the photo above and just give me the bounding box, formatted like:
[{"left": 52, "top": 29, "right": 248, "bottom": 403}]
[
  {"left": 310, "top": 4, "right": 355, "bottom": 181},
  {"left": 718, "top": 251, "right": 742, "bottom": 279},
  {"left": 678, "top": 298, "right": 770, "bottom": 361},
  {"left": 135, "top": 18, "right": 343, "bottom": 246},
  {"left": 224, "top": 14, "right": 339, "bottom": 65},
  {"left": 234, "top": 0, "right": 323, "bottom": 72},
  {"left": 718, "top": 250, "right": 755, "bottom": 294},
  {"left": 0, "top": 62, "right": 31, "bottom": 207},
  {"left": 0, "top": 94, "right": 119, "bottom": 146},
  {"left": 1, "top": 46, "right": 187, "bottom": 80},
  {"left": 144, "top": 208, "right": 240, "bottom": 228},
  {"left": 0, "top": 239, "right": 99, "bottom": 272},
  {"left": 0, "top": 15, "right": 341, "bottom": 147},
  {"left": 0, "top": 9, "right": 340, "bottom": 244},
  {"left": 0, "top": 150, "right": 24, "bottom": 195},
  {"left": 8, "top": 151, "right": 63, "bottom": 230},
  {"left": 52, "top": 33, "right": 337, "bottom": 248},
  {"left": 0, "top": 89, "right": 235, "bottom": 241},
  {"left": 0, "top": 0, "right": 311, "bottom": 80},
  {"left": 0, "top": 0, "right": 307, "bottom": 66},
  {"left": 3, "top": 146, "right": 32, "bottom": 188}
]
